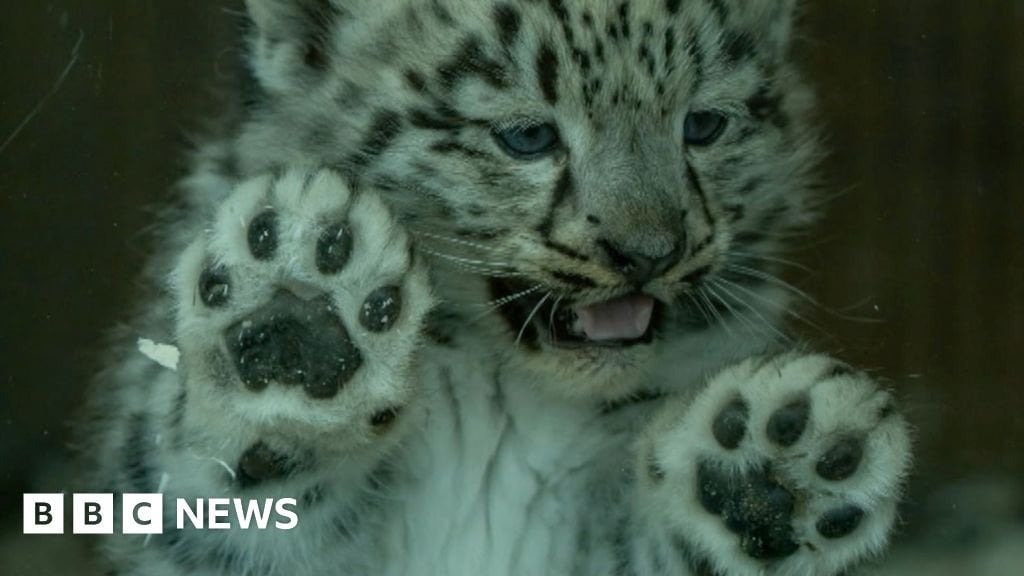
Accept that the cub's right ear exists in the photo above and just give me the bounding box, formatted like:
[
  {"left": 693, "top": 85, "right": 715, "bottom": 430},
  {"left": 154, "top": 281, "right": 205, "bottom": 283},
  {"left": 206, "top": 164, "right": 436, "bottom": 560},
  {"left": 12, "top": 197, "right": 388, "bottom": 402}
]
[
  {"left": 245, "top": 0, "right": 346, "bottom": 90},
  {"left": 246, "top": 0, "right": 336, "bottom": 40}
]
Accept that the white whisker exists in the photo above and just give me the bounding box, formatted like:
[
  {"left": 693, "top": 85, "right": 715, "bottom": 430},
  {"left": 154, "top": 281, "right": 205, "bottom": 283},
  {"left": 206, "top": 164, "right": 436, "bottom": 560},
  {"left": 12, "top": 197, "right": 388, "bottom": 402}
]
[
  {"left": 410, "top": 230, "right": 504, "bottom": 254},
  {"left": 710, "top": 278, "right": 791, "bottom": 344},
  {"left": 697, "top": 287, "right": 733, "bottom": 337},
  {"left": 704, "top": 282, "right": 758, "bottom": 338},
  {"left": 717, "top": 276, "right": 829, "bottom": 337},
  {"left": 728, "top": 250, "right": 812, "bottom": 273},
  {"left": 725, "top": 263, "right": 820, "bottom": 307},
  {"left": 547, "top": 295, "right": 566, "bottom": 345},
  {"left": 421, "top": 248, "right": 522, "bottom": 279},
  {"left": 469, "top": 284, "right": 543, "bottom": 322},
  {"left": 515, "top": 292, "right": 551, "bottom": 347}
]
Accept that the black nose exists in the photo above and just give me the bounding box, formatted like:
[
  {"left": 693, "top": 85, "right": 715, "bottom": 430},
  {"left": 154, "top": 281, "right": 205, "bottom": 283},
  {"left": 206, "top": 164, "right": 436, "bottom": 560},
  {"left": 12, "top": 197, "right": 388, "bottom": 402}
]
[{"left": 599, "top": 238, "right": 682, "bottom": 284}]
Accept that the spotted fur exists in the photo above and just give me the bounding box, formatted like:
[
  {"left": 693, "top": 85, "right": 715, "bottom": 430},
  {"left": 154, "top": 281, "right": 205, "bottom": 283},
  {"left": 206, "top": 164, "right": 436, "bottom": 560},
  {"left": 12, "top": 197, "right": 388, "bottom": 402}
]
[{"left": 76, "top": 2, "right": 914, "bottom": 575}]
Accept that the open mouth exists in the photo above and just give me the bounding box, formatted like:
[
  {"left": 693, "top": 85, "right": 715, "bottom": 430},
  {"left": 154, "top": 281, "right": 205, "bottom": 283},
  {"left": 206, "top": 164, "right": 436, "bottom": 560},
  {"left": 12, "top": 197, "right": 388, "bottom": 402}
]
[
  {"left": 551, "top": 293, "right": 657, "bottom": 348},
  {"left": 493, "top": 280, "right": 660, "bottom": 349}
]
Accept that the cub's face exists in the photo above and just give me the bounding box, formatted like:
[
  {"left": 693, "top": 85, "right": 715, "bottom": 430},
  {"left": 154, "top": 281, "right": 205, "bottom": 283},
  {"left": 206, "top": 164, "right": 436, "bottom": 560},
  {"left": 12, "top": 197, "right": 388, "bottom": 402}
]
[{"left": 239, "top": 0, "right": 818, "bottom": 395}]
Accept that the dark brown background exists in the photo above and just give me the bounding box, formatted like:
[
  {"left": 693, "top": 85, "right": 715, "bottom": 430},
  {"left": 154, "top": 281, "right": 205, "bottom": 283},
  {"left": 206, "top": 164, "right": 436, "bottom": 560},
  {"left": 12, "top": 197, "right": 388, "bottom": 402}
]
[{"left": 1, "top": 1, "right": 1021, "bottom": 520}]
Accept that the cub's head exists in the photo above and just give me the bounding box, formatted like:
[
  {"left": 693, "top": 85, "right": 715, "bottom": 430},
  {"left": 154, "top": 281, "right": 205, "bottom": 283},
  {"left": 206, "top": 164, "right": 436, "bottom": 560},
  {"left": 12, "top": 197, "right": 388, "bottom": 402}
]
[{"left": 236, "top": 0, "right": 818, "bottom": 398}]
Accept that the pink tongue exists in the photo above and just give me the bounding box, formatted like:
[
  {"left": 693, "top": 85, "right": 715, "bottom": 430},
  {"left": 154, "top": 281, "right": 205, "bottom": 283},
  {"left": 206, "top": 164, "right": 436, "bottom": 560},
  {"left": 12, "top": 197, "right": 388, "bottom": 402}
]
[{"left": 574, "top": 295, "right": 655, "bottom": 341}]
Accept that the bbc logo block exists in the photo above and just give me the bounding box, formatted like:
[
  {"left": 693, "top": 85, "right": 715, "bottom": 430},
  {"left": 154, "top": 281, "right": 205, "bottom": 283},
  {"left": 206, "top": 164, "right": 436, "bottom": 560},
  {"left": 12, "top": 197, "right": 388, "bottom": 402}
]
[
  {"left": 73, "top": 493, "right": 114, "bottom": 534},
  {"left": 23, "top": 494, "right": 64, "bottom": 534},
  {"left": 122, "top": 493, "right": 163, "bottom": 535}
]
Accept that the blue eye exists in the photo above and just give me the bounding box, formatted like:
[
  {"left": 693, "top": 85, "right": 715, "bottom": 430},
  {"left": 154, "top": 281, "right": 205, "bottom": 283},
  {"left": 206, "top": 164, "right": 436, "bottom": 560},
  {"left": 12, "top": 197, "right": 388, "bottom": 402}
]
[
  {"left": 684, "top": 111, "right": 728, "bottom": 146},
  {"left": 493, "top": 123, "right": 560, "bottom": 159}
]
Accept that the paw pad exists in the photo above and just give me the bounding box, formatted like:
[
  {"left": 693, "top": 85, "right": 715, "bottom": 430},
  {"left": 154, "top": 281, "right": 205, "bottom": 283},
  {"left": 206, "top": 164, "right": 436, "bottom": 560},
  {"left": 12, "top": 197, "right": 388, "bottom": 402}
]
[
  {"left": 816, "top": 505, "right": 865, "bottom": 539},
  {"left": 816, "top": 436, "right": 863, "bottom": 481},
  {"left": 370, "top": 406, "right": 402, "bottom": 431},
  {"left": 712, "top": 398, "right": 748, "bottom": 450},
  {"left": 316, "top": 222, "right": 353, "bottom": 275},
  {"left": 766, "top": 398, "right": 809, "bottom": 447},
  {"left": 199, "top": 264, "right": 231, "bottom": 307},
  {"left": 238, "top": 442, "right": 294, "bottom": 487},
  {"left": 697, "top": 461, "right": 799, "bottom": 560},
  {"left": 225, "top": 291, "right": 363, "bottom": 399},
  {"left": 247, "top": 210, "right": 279, "bottom": 261},
  {"left": 360, "top": 286, "right": 402, "bottom": 332}
]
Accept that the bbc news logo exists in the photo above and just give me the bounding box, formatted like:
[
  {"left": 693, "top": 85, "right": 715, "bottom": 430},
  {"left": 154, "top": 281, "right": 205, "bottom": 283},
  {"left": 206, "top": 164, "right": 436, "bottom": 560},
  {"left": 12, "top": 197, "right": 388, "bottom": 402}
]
[{"left": 23, "top": 494, "right": 299, "bottom": 535}]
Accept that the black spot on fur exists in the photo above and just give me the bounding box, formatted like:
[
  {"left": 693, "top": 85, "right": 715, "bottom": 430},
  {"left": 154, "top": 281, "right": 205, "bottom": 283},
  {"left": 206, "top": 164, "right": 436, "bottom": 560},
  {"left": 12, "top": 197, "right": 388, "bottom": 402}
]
[
  {"left": 685, "top": 162, "right": 715, "bottom": 226},
  {"left": 301, "top": 485, "right": 324, "bottom": 508},
  {"left": 686, "top": 31, "right": 705, "bottom": 86},
  {"left": 168, "top": 388, "right": 187, "bottom": 447},
  {"left": 537, "top": 168, "right": 574, "bottom": 237},
  {"left": 409, "top": 108, "right": 464, "bottom": 131},
  {"left": 296, "top": 1, "right": 344, "bottom": 71},
  {"left": 724, "top": 32, "right": 755, "bottom": 64},
  {"left": 536, "top": 43, "right": 560, "bottom": 105},
  {"left": 544, "top": 239, "right": 589, "bottom": 262},
  {"left": 683, "top": 265, "right": 712, "bottom": 285},
  {"left": 430, "top": 140, "right": 489, "bottom": 159},
  {"left": 723, "top": 202, "right": 746, "bottom": 223},
  {"left": 617, "top": 2, "right": 631, "bottom": 39},
  {"left": 736, "top": 177, "right": 764, "bottom": 196},
  {"left": 664, "top": 28, "right": 677, "bottom": 61},
  {"left": 639, "top": 45, "right": 657, "bottom": 76},
  {"left": 123, "top": 413, "right": 154, "bottom": 492},
  {"left": 494, "top": 4, "right": 522, "bottom": 48},
  {"left": 438, "top": 37, "right": 507, "bottom": 89},
  {"left": 647, "top": 450, "right": 667, "bottom": 483},
  {"left": 572, "top": 48, "right": 592, "bottom": 72},
  {"left": 666, "top": 0, "right": 683, "bottom": 15},
  {"left": 746, "top": 85, "right": 788, "bottom": 128},
  {"left": 456, "top": 228, "right": 502, "bottom": 241},
  {"left": 404, "top": 70, "right": 428, "bottom": 93},
  {"left": 348, "top": 110, "right": 404, "bottom": 169},
  {"left": 690, "top": 232, "right": 713, "bottom": 253},
  {"left": 546, "top": 0, "right": 571, "bottom": 24},
  {"left": 601, "top": 390, "right": 666, "bottom": 414},
  {"left": 706, "top": 0, "right": 729, "bottom": 24},
  {"left": 424, "top": 308, "right": 459, "bottom": 346},
  {"left": 550, "top": 270, "right": 597, "bottom": 289},
  {"left": 430, "top": 0, "right": 455, "bottom": 26},
  {"left": 304, "top": 43, "right": 328, "bottom": 70}
]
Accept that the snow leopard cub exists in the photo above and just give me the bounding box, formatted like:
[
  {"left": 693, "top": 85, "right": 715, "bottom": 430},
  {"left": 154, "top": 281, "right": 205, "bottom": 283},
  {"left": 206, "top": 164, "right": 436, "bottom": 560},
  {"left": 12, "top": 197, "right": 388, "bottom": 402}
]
[{"left": 78, "top": 1, "right": 912, "bottom": 575}]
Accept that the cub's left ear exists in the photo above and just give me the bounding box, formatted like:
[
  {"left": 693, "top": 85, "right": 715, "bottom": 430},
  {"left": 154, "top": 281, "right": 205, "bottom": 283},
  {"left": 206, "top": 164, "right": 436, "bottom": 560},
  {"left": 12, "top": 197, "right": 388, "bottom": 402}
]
[
  {"left": 731, "top": 0, "right": 799, "bottom": 58},
  {"left": 756, "top": 0, "right": 799, "bottom": 56},
  {"left": 245, "top": 0, "right": 347, "bottom": 91}
]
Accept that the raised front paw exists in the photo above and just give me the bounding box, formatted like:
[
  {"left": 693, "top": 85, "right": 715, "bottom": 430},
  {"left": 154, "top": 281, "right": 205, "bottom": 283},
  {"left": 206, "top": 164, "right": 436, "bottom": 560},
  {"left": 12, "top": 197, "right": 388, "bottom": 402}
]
[
  {"left": 172, "top": 168, "right": 433, "bottom": 454},
  {"left": 638, "top": 353, "right": 912, "bottom": 576}
]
